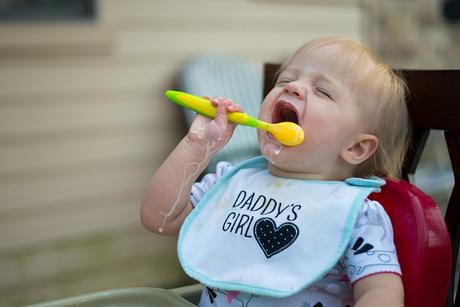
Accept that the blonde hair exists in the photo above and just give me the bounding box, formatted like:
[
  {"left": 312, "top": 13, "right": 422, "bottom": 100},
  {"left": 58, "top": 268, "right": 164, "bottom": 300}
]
[{"left": 280, "top": 37, "right": 410, "bottom": 178}]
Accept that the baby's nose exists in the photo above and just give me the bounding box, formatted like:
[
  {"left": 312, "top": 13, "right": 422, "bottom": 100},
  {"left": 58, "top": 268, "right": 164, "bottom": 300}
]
[{"left": 284, "top": 82, "right": 304, "bottom": 99}]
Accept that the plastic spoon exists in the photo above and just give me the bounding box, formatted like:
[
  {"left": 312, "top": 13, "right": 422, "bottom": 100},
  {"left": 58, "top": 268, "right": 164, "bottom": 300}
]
[{"left": 165, "top": 90, "right": 304, "bottom": 146}]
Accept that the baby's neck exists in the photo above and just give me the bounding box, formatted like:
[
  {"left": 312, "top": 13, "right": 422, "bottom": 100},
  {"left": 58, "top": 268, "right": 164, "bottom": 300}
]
[{"left": 268, "top": 163, "right": 354, "bottom": 181}]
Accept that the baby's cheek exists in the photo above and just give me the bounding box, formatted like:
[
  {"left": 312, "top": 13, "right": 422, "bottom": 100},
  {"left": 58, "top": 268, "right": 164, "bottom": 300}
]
[
  {"left": 258, "top": 103, "right": 272, "bottom": 122},
  {"left": 258, "top": 112, "right": 270, "bottom": 123}
]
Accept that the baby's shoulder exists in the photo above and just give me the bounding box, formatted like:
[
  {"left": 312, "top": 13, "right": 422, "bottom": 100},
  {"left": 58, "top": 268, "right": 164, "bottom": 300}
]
[
  {"left": 355, "top": 198, "right": 393, "bottom": 230},
  {"left": 201, "top": 161, "right": 233, "bottom": 184},
  {"left": 191, "top": 161, "right": 233, "bottom": 206}
]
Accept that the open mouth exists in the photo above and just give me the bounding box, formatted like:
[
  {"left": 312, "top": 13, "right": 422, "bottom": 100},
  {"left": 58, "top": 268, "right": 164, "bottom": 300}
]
[{"left": 272, "top": 102, "right": 299, "bottom": 125}]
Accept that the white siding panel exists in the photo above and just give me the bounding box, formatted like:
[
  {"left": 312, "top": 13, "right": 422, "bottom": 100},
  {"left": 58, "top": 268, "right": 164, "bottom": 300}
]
[
  {"left": 0, "top": 64, "right": 174, "bottom": 96},
  {"left": 0, "top": 193, "right": 143, "bottom": 250},
  {"left": 0, "top": 97, "right": 177, "bottom": 134}
]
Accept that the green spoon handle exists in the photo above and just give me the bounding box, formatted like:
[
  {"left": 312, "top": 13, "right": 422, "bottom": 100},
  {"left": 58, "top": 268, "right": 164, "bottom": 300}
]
[{"left": 165, "top": 90, "right": 271, "bottom": 131}]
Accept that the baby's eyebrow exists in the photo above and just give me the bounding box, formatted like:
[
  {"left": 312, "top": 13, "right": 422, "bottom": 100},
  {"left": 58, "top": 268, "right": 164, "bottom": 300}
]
[
  {"left": 313, "top": 73, "right": 341, "bottom": 91},
  {"left": 314, "top": 72, "right": 337, "bottom": 85}
]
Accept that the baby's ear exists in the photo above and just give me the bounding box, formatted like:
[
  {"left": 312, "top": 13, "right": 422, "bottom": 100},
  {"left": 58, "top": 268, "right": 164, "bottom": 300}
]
[{"left": 340, "top": 133, "right": 379, "bottom": 165}]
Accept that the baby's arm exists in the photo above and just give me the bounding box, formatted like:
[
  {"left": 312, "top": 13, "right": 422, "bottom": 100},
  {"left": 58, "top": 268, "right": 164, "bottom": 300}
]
[
  {"left": 346, "top": 199, "right": 404, "bottom": 306},
  {"left": 353, "top": 273, "right": 404, "bottom": 307},
  {"left": 140, "top": 97, "right": 242, "bottom": 236}
]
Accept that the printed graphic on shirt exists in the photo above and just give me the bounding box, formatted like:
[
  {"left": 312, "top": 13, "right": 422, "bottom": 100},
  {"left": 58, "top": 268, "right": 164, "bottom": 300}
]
[
  {"left": 351, "top": 237, "right": 374, "bottom": 255},
  {"left": 344, "top": 236, "right": 399, "bottom": 277},
  {"left": 204, "top": 286, "right": 353, "bottom": 307},
  {"left": 205, "top": 287, "right": 258, "bottom": 306}
]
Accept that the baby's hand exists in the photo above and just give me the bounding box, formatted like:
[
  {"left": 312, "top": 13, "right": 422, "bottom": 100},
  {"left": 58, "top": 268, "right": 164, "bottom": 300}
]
[{"left": 187, "top": 96, "right": 243, "bottom": 152}]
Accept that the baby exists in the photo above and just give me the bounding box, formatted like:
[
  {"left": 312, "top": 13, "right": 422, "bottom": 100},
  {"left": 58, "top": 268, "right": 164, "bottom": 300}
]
[{"left": 141, "top": 37, "right": 409, "bottom": 307}]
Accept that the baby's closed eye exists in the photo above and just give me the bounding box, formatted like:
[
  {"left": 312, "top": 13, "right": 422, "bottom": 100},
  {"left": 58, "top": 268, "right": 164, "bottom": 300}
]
[
  {"left": 276, "top": 78, "right": 294, "bottom": 86},
  {"left": 315, "top": 86, "right": 334, "bottom": 100}
]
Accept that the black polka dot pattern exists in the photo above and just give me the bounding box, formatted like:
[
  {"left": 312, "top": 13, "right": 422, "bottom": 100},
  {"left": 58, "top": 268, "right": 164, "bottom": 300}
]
[{"left": 254, "top": 217, "right": 299, "bottom": 258}]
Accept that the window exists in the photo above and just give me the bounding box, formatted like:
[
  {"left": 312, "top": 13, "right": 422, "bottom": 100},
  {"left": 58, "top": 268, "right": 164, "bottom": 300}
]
[{"left": 0, "top": 0, "right": 96, "bottom": 22}]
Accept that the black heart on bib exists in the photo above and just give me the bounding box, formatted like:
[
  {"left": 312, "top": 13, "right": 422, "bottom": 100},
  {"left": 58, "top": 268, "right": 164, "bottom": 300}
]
[{"left": 254, "top": 217, "right": 299, "bottom": 258}]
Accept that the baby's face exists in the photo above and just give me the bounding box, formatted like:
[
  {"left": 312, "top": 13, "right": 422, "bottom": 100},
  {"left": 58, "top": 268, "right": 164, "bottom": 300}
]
[{"left": 258, "top": 45, "right": 366, "bottom": 180}]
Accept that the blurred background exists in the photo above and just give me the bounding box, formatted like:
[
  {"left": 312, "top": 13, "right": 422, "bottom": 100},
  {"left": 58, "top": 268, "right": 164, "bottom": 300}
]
[{"left": 0, "top": 0, "right": 459, "bottom": 305}]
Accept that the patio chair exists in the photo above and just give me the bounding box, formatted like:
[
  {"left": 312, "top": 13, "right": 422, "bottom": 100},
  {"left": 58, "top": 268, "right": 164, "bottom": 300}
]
[{"left": 177, "top": 54, "right": 262, "bottom": 171}]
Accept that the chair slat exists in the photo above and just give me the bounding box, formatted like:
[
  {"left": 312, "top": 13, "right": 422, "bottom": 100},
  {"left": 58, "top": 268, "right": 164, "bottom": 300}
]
[
  {"left": 402, "top": 70, "right": 460, "bottom": 132},
  {"left": 402, "top": 128, "right": 430, "bottom": 180},
  {"left": 445, "top": 132, "right": 460, "bottom": 307}
]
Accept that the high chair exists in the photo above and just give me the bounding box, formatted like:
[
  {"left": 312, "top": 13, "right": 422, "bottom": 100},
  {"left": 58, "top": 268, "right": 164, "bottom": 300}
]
[
  {"left": 264, "top": 65, "right": 459, "bottom": 307},
  {"left": 29, "top": 68, "right": 459, "bottom": 307}
]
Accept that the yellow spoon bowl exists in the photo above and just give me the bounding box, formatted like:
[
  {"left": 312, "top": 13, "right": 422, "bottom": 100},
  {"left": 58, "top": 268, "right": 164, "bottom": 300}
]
[{"left": 165, "top": 90, "right": 304, "bottom": 146}]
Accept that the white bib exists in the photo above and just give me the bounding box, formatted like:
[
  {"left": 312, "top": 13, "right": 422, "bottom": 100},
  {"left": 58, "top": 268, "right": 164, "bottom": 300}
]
[{"left": 178, "top": 156, "right": 384, "bottom": 298}]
